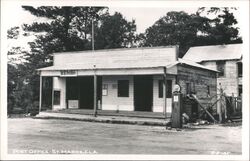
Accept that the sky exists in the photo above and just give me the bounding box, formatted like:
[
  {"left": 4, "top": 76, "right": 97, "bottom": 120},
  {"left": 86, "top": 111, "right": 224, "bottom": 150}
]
[
  {"left": 3, "top": 4, "right": 200, "bottom": 34},
  {"left": 2, "top": 1, "right": 243, "bottom": 52},
  {"left": 108, "top": 7, "right": 199, "bottom": 33}
]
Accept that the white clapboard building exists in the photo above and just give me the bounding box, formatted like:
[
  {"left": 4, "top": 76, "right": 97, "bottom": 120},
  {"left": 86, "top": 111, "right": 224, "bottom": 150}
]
[{"left": 38, "top": 46, "right": 218, "bottom": 115}]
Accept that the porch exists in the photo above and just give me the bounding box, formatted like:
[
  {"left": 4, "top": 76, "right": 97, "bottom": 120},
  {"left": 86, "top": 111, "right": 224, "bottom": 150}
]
[
  {"left": 44, "top": 108, "right": 171, "bottom": 119},
  {"left": 39, "top": 74, "right": 175, "bottom": 115}
]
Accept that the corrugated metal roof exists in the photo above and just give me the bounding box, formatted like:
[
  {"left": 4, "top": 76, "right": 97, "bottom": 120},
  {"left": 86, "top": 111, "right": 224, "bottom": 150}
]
[
  {"left": 38, "top": 59, "right": 217, "bottom": 73},
  {"left": 38, "top": 57, "right": 217, "bottom": 73},
  {"left": 166, "top": 58, "right": 219, "bottom": 72},
  {"left": 183, "top": 44, "right": 242, "bottom": 62}
]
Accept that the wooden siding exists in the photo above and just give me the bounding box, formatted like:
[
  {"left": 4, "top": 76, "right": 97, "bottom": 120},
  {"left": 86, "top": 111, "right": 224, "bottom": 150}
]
[
  {"left": 202, "top": 60, "right": 240, "bottom": 96},
  {"left": 177, "top": 65, "right": 217, "bottom": 112},
  {"left": 101, "top": 75, "right": 175, "bottom": 113},
  {"left": 102, "top": 76, "right": 134, "bottom": 111},
  {"left": 53, "top": 77, "right": 66, "bottom": 110},
  {"left": 152, "top": 75, "right": 175, "bottom": 113}
]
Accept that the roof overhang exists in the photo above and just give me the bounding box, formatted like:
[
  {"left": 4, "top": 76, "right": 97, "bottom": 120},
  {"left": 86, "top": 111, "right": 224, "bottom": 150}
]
[
  {"left": 39, "top": 66, "right": 178, "bottom": 77},
  {"left": 37, "top": 57, "right": 218, "bottom": 77}
]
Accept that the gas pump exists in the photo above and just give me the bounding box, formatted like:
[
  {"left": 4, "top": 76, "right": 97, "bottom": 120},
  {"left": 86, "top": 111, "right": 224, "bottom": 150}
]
[{"left": 171, "top": 84, "right": 183, "bottom": 128}]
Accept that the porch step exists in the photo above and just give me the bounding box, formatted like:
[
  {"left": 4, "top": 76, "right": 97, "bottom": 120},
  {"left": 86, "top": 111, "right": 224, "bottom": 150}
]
[
  {"left": 230, "top": 118, "right": 242, "bottom": 122},
  {"left": 229, "top": 115, "right": 242, "bottom": 122},
  {"left": 35, "top": 111, "right": 169, "bottom": 126},
  {"left": 44, "top": 109, "right": 169, "bottom": 119}
]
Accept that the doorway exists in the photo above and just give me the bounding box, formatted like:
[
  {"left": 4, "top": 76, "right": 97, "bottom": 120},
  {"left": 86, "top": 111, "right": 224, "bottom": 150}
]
[
  {"left": 66, "top": 76, "right": 102, "bottom": 109},
  {"left": 134, "top": 75, "right": 153, "bottom": 111}
]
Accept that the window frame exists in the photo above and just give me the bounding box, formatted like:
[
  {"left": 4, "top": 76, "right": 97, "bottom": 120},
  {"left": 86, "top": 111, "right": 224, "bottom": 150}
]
[
  {"left": 158, "top": 79, "right": 172, "bottom": 98},
  {"left": 186, "top": 83, "right": 191, "bottom": 95},
  {"left": 216, "top": 60, "right": 226, "bottom": 77},
  {"left": 158, "top": 80, "right": 163, "bottom": 98},
  {"left": 237, "top": 62, "right": 242, "bottom": 77},
  {"left": 238, "top": 85, "right": 242, "bottom": 97},
  {"left": 53, "top": 90, "right": 61, "bottom": 105},
  {"left": 207, "top": 85, "right": 210, "bottom": 96},
  {"left": 102, "top": 84, "right": 108, "bottom": 96},
  {"left": 117, "top": 80, "right": 129, "bottom": 97}
]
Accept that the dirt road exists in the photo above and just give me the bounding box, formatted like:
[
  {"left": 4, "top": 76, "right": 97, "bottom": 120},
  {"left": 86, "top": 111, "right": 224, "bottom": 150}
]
[{"left": 8, "top": 118, "right": 241, "bottom": 154}]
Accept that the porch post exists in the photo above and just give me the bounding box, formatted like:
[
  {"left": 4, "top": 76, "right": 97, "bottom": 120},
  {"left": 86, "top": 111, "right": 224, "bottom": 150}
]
[
  {"left": 163, "top": 67, "right": 167, "bottom": 117},
  {"left": 93, "top": 65, "right": 98, "bottom": 117},
  {"left": 39, "top": 75, "right": 42, "bottom": 113}
]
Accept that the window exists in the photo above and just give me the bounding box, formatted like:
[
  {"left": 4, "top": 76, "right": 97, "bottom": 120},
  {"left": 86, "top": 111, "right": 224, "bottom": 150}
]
[
  {"left": 186, "top": 83, "right": 191, "bottom": 95},
  {"left": 53, "top": 90, "right": 60, "bottom": 105},
  {"left": 159, "top": 80, "right": 172, "bottom": 98},
  {"left": 102, "top": 84, "right": 108, "bottom": 96},
  {"left": 207, "top": 85, "right": 210, "bottom": 96},
  {"left": 118, "top": 80, "right": 129, "bottom": 97},
  {"left": 166, "top": 80, "right": 172, "bottom": 98},
  {"left": 191, "top": 82, "right": 196, "bottom": 94},
  {"left": 238, "top": 85, "right": 242, "bottom": 97},
  {"left": 158, "top": 80, "right": 163, "bottom": 98},
  {"left": 216, "top": 61, "right": 225, "bottom": 77},
  {"left": 238, "top": 62, "right": 242, "bottom": 77}
]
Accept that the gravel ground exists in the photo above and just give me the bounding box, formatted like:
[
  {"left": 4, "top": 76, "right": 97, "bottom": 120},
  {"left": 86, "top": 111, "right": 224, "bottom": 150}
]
[{"left": 8, "top": 118, "right": 241, "bottom": 154}]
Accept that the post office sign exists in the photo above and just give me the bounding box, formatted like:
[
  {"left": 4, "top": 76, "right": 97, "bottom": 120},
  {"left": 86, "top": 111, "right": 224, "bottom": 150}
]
[{"left": 60, "top": 70, "right": 77, "bottom": 77}]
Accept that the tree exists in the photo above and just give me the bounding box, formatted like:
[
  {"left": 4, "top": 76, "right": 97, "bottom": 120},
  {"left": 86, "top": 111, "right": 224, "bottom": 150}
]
[
  {"left": 22, "top": 6, "right": 108, "bottom": 51},
  {"left": 142, "top": 11, "right": 207, "bottom": 57},
  {"left": 141, "top": 8, "right": 242, "bottom": 57},
  {"left": 7, "top": 26, "right": 20, "bottom": 39},
  {"left": 95, "top": 12, "right": 137, "bottom": 49},
  {"left": 7, "top": 63, "right": 33, "bottom": 114},
  {"left": 6, "top": 7, "right": 106, "bottom": 113},
  {"left": 196, "top": 7, "right": 242, "bottom": 45},
  {"left": 8, "top": 64, "right": 18, "bottom": 114},
  {"left": 7, "top": 6, "right": 138, "bottom": 113}
]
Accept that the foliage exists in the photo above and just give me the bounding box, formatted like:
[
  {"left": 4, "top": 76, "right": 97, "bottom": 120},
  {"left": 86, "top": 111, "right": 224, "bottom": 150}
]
[
  {"left": 95, "top": 12, "right": 137, "bottom": 49},
  {"left": 7, "top": 27, "right": 20, "bottom": 39},
  {"left": 7, "top": 6, "right": 137, "bottom": 113},
  {"left": 140, "top": 8, "right": 242, "bottom": 57},
  {"left": 7, "top": 64, "right": 33, "bottom": 114}
]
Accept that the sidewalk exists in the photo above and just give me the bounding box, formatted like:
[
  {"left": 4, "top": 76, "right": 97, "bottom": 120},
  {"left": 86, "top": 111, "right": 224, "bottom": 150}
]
[{"left": 35, "top": 111, "right": 170, "bottom": 126}]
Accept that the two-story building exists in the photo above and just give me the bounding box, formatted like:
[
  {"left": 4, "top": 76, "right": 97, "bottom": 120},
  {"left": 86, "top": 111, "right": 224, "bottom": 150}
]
[
  {"left": 38, "top": 46, "right": 218, "bottom": 116},
  {"left": 183, "top": 44, "right": 242, "bottom": 97}
]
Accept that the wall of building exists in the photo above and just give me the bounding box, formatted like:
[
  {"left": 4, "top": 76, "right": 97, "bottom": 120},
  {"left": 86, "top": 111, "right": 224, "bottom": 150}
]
[
  {"left": 202, "top": 60, "right": 239, "bottom": 96},
  {"left": 177, "top": 65, "right": 217, "bottom": 113},
  {"left": 50, "top": 67, "right": 216, "bottom": 114},
  {"left": 53, "top": 77, "right": 66, "bottom": 110},
  {"left": 101, "top": 75, "right": 175, "bottom": 113},
  {"left": 102, "top": 75, "right": 134, "bottom": 111},
  {"left": 152, "top": 75, "right": 175, "bottom": 113}
]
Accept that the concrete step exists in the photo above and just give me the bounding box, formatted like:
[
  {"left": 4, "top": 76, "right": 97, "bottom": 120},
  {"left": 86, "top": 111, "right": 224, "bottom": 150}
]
[
  {"left": 44, "top": 109, "right": 169, "bottom": 119},
  {"left": 35, "top": 112, "right": 169, "bottom": 126}
]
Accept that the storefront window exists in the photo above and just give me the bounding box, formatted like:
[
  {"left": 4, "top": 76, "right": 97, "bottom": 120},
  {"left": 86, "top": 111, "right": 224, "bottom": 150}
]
[
  {"left": 118, "top": 80, "right": 129, "bottom": 97},
  {"left": 159, "top": 80, "right": 172, "bottom": 98},
  {"left": 53, "top": 90, "right": 60, "bottom": 105}
]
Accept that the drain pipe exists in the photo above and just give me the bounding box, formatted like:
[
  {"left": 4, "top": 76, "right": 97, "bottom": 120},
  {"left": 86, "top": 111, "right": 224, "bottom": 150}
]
[
  {"left": 163, "top": 67, "right": 167, "bottom": 118},
  {"left": 93, "top": 65, "right": 98, "bottom": 117}
]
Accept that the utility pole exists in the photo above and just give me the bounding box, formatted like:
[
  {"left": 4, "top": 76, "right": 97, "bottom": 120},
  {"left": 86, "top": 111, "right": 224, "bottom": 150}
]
[
  {"left": 163, "top": 67, "right": 167, "bottom": 118},
  {"left": 92, "top": 19, "right": 95, "bottom": 51},
  {"left": 92, "top": 16, "right": 97, "bottom": 117},
  {"left": 218, "top": 86, "right": 223, "bottom": 123},
  {"left": 39, "top": 75, "right": 42, "bottom": 113}
]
